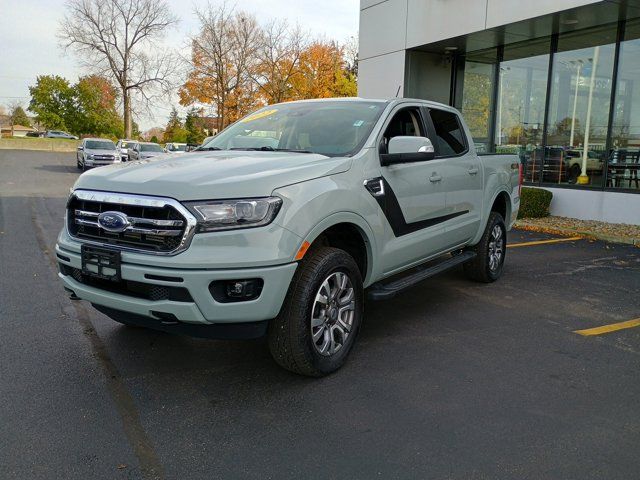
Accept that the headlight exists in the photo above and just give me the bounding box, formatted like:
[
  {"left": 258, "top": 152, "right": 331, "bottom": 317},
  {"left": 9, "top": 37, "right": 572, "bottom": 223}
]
[
  {"left": 86, "top": 154, "right": 94, "bottom": 159},
  {"left": 185, "top": 197, "right": 282, "bottom": 232}
]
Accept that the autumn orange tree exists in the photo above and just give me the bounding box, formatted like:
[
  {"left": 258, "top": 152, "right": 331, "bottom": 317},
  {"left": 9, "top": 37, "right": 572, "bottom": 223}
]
[
  {"left": 179, "top": 5, "right": 358, "bottom": 128},
  {"left": 179, "top": 3, "right": 261, "bottom": 129}
]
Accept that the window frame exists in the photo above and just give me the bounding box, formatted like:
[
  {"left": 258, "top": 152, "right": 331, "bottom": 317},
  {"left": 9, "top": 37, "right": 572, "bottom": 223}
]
[
  {"left": 423, "top": 106, "right": 469, "bottom": 159},
  {"left": 376, "top": 104, "right": 430, "bottom": 160}
]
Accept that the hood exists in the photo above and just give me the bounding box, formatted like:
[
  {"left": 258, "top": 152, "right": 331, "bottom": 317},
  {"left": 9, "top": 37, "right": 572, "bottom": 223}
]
[
  {"left": 86, "top": 148, "right": 117, "bottom": 155},
  {"left": 74, "top": 150, "right": 351, "bottom": 200}
]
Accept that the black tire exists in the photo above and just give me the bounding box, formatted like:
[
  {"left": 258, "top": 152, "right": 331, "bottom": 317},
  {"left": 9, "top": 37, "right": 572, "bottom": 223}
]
[
  {"left": 76, "top": 157, "right": 81, "bottom": 170},
  {"left": 268, "top": 246, "right": 364, "bottom": 377},
  {"left": 463, "top": 212, "right": 507, "bottom": 283}
]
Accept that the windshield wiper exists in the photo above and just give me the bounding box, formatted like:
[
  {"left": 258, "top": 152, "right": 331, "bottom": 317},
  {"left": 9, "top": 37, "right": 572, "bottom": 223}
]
[
  {"left": 230, "top": 146, "right": 313, "bottom": 153},
  {"left": 196, "top": 146, "right": 223, "bottom": 151}
]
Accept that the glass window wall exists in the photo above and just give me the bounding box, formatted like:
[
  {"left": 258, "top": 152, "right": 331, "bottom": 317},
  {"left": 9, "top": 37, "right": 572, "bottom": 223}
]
[
  {"left": 461, "top": 49, "right": 497, "bottom": 153},
  {"left": 545, "top": 25, "right": 617, "bottom": 187},
  {"left": 610, "top": 20, "right": 640, "bottom": 190},
  {"left": 495, "top": 39, "right": 550, "bottom": 183}
]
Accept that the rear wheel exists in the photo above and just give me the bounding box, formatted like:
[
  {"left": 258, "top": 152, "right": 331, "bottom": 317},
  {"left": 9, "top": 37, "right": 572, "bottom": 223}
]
[
  {"left": 268, "top": 247, "right": 363, "bottom": 377},
  {"left": 463, "top": 212, "right": 506, "bottom": 283}
]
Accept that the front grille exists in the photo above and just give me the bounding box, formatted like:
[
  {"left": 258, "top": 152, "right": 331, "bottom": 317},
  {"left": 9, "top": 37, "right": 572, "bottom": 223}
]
[
  {"left": 67, "top": 190, "right": 194, "bottom": 254},
  {"left": 59, "top": 264, "right": 193, "bottom": 302},
  {"left": 93, "top": 155, "right": 115, "bottom": 161}
]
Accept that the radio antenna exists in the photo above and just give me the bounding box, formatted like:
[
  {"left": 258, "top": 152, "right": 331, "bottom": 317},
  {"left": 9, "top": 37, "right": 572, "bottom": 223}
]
[{"left": 395, "top": 85, "right": 401, "bottom": 98}]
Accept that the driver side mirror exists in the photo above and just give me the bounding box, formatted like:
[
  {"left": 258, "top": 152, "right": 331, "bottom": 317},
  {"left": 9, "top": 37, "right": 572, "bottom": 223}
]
[
  {"left": 77, "top": 146, "right": 83, "bottom": 151},
  {"left": 380, "top": 136, "right": 435, "bottom": 166}
]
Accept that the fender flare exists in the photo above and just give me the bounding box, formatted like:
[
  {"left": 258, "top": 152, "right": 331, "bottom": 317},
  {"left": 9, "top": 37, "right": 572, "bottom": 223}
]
[{"left": 298, "top": 211, "right": 377, "bottom": 285}]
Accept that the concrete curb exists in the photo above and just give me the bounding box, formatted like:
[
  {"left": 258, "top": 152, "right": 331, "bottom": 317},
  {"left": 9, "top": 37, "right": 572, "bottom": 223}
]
[
  {"left": 0, "top": 139, "right": 78, "bottom": 153},
  {"left": 515, "top": 220, "right": 640, "bottom": 247}
]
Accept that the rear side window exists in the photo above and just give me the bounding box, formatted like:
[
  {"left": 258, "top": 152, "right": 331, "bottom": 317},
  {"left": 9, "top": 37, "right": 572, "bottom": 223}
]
[{"left": 428, "top": 109, "right": 466, "bottom": 156}]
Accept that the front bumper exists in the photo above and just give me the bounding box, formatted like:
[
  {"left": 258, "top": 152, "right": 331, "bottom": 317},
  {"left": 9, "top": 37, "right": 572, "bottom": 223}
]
[
  {"left": 85, "top": 159, "right": 120, "bottom": 167},
  {"left": 56, "top": 244, "right": 298, "bottom": 327}
]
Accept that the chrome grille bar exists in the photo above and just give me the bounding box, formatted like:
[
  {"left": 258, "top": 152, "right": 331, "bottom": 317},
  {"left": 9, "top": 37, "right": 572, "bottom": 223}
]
[
  {"left": 74, "top": 209, "right": 184, "bottom": 227},
  {"left": 74, "top": 218, "right": 183, "bottom": 236}
]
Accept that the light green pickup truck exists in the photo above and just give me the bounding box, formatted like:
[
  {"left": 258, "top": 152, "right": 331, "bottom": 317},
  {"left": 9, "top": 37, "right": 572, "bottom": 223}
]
[{"left": 57, "top": 98, "right": 521, "bottom": 376}]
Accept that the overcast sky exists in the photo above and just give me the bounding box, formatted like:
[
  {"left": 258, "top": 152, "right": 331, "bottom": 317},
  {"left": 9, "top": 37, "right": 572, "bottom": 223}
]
[{"left": 0, "top": 0, "right": 359, "bottom": 131}]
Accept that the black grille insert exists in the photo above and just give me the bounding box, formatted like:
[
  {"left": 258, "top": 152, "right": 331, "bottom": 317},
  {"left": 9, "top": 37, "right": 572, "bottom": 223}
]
[{"left": 67, "top": 196, "right": 187, "bottom": 252}]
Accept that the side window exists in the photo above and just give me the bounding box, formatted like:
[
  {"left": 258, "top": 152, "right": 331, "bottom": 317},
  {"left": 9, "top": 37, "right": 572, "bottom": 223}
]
[
  {"left": 380, "top": 107, "right": 425, "bottom": 153},
  {"left": 428, "top": 109, "right": 466, "bottom": 156}
]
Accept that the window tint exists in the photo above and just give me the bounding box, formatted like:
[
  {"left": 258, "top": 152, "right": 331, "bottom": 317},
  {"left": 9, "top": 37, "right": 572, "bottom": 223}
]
[
  {"left": 381, "top": 108, "right": 424, "bottom": 153},
  {"left": 428, "top": 109, "right": 466, "bottom": 156}
]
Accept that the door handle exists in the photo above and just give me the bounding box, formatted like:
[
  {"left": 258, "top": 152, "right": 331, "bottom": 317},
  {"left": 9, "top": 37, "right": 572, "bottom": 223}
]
[
  {"left": 429, "top": 174, "right": 442, "bottom": 183},
  {"left": 467, "top": 167, "right": 479, "bottom": 175}
]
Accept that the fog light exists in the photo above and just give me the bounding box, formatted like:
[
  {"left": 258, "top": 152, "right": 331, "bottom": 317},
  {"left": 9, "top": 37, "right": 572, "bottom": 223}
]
[{"left": 209, "top": 279, "right": 264, "bottom": 303}]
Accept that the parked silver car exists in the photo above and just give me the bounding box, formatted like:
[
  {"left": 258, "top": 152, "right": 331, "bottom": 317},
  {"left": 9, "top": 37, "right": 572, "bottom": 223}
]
[
  {"left": 76, "top": 138, "right": 120, "bottom": 171},
  {"left": 128, "top": 142, "right": 165, "bottom": 161},
  {"left": 46, "top": 130, "right": 78, "bottom": 140},
  {"left": 115, "top": 139, "right": 138, "bottom": 161}
]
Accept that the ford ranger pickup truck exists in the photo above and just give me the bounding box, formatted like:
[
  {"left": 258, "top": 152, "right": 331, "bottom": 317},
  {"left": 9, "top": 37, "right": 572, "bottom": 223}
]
[{"left": 56, "top": 98, "right": 521, "bottom": 376}]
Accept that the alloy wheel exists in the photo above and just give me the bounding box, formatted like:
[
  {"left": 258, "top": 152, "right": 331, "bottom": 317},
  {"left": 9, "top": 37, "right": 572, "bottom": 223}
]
[{"left": 310, "top": 271, "right": 356, "bottom": 356}]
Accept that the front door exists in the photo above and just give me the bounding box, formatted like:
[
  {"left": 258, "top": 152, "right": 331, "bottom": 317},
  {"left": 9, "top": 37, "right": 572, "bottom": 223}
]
[{"left": 375, "top": 106, "right": 452, "bottom": 274}]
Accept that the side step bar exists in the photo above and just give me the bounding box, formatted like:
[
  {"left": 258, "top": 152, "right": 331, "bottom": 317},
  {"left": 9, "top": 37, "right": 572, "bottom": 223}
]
[{"left": 367, "top": 251, "right": 476, "bottom": 301}]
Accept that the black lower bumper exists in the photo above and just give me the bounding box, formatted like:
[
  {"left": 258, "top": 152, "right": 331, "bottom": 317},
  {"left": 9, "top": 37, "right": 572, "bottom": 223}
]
[{"left": 92, "top": 304, "right": 268, "bottom": 340}]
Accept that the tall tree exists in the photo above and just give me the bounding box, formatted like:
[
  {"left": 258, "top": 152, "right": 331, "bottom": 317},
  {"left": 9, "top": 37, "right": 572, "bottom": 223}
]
[
  {"left": 59, "top": 0, "right": 179, "bottom": 138},
  {"left": 292, "top": 41, "right": 352, "bottom": 99},
  {"left": 253, "top": 20, "right": 307, "bottom": 104},
  {"left": 73, "top": 75, "right": 124, "bottom": 137},
  {"left": 28, "top": 75, "right": 75, "bottom": 130},
  {"left": 184, "top": 107, "right": 206, "bottom": 144},
  {"left": 10, "top": 105, "right": 31, "bottom": 128},
  {"left": 163, "top": 107, "right": 187, "bottom": 143},
  {"left": 180, "top": 3, "right": 261, "bottom": 128}
]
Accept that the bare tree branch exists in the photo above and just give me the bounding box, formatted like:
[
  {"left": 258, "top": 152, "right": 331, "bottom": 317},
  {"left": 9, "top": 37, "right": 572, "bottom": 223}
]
[{"left": 59, "top": 0, "right": 179, "bottom": 137}]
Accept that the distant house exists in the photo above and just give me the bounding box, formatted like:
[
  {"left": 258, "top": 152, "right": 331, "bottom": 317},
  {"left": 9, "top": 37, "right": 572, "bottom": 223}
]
[{"left": 1, "top": 124, "right": 38, "bottom": 137}]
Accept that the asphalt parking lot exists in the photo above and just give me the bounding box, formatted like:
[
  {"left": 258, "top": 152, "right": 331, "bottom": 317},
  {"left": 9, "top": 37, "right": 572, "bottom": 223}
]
[{"left": 1, "top": 149, "right": 639, "bottom": 480}]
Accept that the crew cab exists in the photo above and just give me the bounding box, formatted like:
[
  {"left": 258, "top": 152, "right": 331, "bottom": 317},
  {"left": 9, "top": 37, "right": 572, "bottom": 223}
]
[{"left": 57, "top": 98, "right": 520, "bottom": 376}]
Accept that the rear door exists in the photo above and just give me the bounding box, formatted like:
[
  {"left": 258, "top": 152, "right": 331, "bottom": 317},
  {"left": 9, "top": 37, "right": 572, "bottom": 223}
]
[{"left": 424, "top": 107, "right": 483, "bottom": 245}]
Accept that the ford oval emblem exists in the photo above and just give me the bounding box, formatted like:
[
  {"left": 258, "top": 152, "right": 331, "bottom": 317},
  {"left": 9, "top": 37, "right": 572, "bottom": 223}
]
[{"left": 97, "top": 211, "right": 130, "bottom": 233}]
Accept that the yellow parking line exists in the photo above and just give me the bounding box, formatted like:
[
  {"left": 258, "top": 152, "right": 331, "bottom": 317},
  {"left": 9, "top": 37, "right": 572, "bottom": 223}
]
[
  {"left": 508, "top": 236, "right": 582, "bottom": 248},
  {"left": 574, "top": 318, "right": 640, "bottom": 336}
]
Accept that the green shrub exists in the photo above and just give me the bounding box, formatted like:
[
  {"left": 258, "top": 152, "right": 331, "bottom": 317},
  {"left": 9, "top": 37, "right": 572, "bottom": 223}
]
[{"left": 518, "top": 187, "right": 553, "bottom": 219}]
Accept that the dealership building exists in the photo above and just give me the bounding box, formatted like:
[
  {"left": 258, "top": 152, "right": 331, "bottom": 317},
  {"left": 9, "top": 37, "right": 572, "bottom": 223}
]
[{"left": 358, "top": 0, "right": 640, "bottom": 224}]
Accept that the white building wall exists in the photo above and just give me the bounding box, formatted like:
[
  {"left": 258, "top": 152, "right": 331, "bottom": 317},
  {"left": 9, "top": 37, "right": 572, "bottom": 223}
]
[
  {"left": 358, "top": 0, "right": 408, "bottom": 98},
  {"left": 544, "top": 188, "right": 640, "bottom": 225}
]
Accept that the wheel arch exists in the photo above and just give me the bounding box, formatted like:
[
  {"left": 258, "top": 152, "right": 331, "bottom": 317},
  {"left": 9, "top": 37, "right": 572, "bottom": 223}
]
[{"left": 299, "top": 212, "right": 376, "bottom": 286}]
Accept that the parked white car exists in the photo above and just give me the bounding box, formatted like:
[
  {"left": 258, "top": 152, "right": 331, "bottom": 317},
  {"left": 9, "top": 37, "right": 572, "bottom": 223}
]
[
  {"left": 128, "top": 142, "right": 166, "bottom": 161},
  {"left": 115, "top": 139, "right": 138, "bottom": 162},
  {"left": 165, "top": 142, "right": 188, "bottom": 154}
]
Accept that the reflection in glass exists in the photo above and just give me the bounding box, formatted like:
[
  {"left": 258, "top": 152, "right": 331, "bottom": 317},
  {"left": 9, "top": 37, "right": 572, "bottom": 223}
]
[
  {"left": 461, "top": 50, "right": 496, "bottom": 153},
  {"left": 610, "top": 20, "right": 640, "bottom": 190},
  {"left": 496, "top": 40, "right": 550, "bottom": 183},
  {"left": 545, "top": 26, "right": 616, "bottom": 186}
]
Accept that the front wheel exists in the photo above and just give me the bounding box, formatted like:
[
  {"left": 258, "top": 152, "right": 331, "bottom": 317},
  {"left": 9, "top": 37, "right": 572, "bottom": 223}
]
[
  {"left": 463, "top": 212, "right": 506, "bottom": 283},
  {"left": 268, "top": 247, "right": 363, "bottom": 377}
]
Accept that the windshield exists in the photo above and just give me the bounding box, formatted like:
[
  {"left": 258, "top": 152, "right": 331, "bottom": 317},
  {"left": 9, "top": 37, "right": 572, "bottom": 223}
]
[
  {"left": 168, "top": 144, "right": 186, "bottom": 151},
  {"left": 140, "top": 143, "right": 163, "bottom": 152},
  {"left": 86, "top": 140, "right": 115, "bottom": 150},
  {"left": 202, "top": 100, "right": 386, "bottom": 157}
]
